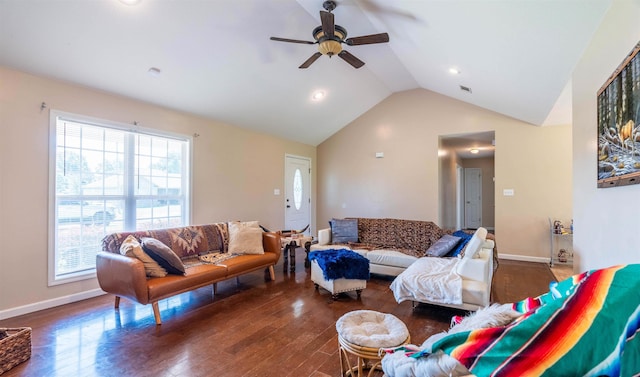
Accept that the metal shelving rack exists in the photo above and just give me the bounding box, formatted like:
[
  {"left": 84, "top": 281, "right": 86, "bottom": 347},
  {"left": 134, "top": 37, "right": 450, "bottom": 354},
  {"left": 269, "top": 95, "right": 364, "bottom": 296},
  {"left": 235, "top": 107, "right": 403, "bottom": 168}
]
[{"left": 549, "top": 219, "right": 573, "bottom": 267}]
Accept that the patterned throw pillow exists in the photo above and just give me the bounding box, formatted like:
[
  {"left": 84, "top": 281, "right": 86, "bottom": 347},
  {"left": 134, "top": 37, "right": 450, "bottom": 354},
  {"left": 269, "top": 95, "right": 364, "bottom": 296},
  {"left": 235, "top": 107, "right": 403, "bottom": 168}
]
[
  {"left": 425, "top": 234, "right": 462, "bottom": 257},
  {"left": 119, "top": 235, "right": 167, "bottom": 277},
  {"left": 330, "top": 218, "right": 358, "bottom": 243},
  {"left": 141, "top": 237, "right": 186, "bottom": 275}
]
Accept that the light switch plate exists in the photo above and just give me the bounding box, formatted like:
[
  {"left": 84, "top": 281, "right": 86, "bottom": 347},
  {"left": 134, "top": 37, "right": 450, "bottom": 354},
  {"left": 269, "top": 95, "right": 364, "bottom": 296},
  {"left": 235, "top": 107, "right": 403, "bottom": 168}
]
[{"left": 503, "top": 189, "right": 514, "bottom": 196}]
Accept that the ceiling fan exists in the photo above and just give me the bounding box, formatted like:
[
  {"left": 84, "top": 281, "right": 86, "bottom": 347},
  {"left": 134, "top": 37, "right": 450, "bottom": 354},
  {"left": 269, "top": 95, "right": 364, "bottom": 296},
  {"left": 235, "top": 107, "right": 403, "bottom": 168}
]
[{"left": 270, "top": 0, "right": 390, "bottom": 69}]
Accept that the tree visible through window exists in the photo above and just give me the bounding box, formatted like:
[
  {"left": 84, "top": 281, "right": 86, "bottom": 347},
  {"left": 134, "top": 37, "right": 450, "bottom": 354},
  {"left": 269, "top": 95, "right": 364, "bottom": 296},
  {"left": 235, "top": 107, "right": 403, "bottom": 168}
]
[{"left": 49, "top": 111, "right": 191, "bottom": 284}]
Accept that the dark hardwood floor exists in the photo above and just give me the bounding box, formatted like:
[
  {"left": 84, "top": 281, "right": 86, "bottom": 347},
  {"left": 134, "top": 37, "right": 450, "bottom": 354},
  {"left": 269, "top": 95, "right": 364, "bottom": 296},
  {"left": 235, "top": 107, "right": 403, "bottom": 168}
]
[{"left": 0, "top": 250, "right": 556, "bottom": 377}]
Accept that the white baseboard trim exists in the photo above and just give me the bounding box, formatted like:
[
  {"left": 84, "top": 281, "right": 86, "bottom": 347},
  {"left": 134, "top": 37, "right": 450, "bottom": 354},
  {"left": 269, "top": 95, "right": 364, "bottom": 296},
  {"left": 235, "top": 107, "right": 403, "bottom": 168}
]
[
  {"left": 0, "top": 289, "right": 106, "bottom": 320},
  {"left": 499, "top": 253, "right": 550, "bottom": 264}
]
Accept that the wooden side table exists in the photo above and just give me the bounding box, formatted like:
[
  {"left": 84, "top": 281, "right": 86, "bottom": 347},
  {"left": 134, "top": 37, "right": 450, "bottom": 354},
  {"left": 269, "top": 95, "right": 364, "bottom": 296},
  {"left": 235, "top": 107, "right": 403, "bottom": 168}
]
[{"left": 280, "top": 235, "right": 313, "bottom": 273}]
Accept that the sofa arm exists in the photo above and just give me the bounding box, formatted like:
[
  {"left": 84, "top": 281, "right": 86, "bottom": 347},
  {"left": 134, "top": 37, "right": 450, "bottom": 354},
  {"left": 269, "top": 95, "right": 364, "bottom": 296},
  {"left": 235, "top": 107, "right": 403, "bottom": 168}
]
[
  {"left": 96, "top": 252, "right": 149, "bottom": 305},
  {"left": 456, "top": 248, "right": 491, "bottom": 282},
  {"left": 317, "top": 228, "right": 331, "bottom": 245},
  {"left": 262, "top": 232, "right": 281, "bottom": 260}
]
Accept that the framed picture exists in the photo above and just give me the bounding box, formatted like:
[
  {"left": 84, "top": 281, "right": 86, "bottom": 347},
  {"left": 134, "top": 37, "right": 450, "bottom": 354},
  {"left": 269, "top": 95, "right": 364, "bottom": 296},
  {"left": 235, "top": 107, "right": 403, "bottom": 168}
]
[{"left": 597, "top": 41, "right": 640, "bottom": 188}]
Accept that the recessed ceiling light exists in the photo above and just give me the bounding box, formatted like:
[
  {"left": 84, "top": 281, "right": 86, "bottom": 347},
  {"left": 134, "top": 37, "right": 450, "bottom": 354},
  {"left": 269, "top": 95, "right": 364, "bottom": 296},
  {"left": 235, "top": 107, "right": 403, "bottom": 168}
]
[
  {"left": 449, "top": 68, "right": 460, "bottom": 75},
  {"left": 311, "top": 90, "right": 325, "bottom": 101},
  {"left": 119, "top": 0, "right": 141, "bottom": 5},
  {"left": 469, "top": 148, "right": 480, "bottom": 154}
]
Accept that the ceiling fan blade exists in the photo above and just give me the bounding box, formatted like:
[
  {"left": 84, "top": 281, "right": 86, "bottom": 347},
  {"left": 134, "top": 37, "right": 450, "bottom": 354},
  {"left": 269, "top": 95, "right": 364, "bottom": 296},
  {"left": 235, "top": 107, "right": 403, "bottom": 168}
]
[
  {"left": 345, "top": 33, "right": 390, "bottom": 46},
  {"left": 338, "top": 50, "right": 364, "bottom": 69},
  {"left": 299, "top": 52, "right": 323, "bottom": 69},
  {"left": 270, "top": 37, "right": 316, "bottom": 45},
  {"left": 320, "top": 10, "right": 335, "bottom": 38}
]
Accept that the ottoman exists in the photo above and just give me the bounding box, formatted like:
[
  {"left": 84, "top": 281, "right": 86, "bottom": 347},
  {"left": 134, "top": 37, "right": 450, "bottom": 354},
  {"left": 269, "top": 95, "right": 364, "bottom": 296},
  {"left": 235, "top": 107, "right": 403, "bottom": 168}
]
[
  {"left": 309, "top": 249, "right": 369, "bottom": 300},
  {"left": 336, "top": 310, "right": 410, "bottom": 377}
]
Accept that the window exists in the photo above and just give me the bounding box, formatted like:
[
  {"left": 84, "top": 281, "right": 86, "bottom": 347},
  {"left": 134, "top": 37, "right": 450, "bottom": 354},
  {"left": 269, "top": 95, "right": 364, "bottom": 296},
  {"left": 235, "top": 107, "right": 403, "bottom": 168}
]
[
  {"left": 293, "top": 168, "right": 302, "bottom": 210},
  {"left": 49, "top": 111, "right": 191, "bottom": 284}
]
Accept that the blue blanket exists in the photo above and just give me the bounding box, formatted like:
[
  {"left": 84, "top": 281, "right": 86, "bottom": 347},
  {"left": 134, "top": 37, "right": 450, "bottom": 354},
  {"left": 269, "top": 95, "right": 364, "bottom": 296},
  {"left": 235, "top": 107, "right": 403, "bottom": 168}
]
[{"left": 309, "top": 249, "right": 370, "bottom": 280}]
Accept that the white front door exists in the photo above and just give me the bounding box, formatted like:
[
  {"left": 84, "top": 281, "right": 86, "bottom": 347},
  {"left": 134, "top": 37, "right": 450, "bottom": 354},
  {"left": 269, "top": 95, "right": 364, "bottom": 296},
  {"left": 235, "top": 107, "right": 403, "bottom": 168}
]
[
  {"left": 284, "top": 155, "right": 311, "bottom": 235},
  {"left": 464, "top": 168, "right": 482, "bottom": 229}
]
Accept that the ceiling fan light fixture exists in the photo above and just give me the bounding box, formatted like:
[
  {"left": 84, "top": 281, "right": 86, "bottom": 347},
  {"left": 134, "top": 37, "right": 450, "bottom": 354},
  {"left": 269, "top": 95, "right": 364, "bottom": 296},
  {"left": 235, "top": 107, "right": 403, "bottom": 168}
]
[
  {"left": 318, "top": 40, "right": 342, "bottom": 56},
  {"left": 313, "top": 25, "right": 346, "bottom": 56},
  {"left": 270, "top": 3, "right": 387, "bottom": 69}
]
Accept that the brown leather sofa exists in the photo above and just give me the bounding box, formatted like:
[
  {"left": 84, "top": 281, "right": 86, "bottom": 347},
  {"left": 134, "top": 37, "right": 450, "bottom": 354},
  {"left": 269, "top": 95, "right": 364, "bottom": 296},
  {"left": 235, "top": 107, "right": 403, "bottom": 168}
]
[{"left": 96, "top": 223, "right": 281, "bottom": 325}]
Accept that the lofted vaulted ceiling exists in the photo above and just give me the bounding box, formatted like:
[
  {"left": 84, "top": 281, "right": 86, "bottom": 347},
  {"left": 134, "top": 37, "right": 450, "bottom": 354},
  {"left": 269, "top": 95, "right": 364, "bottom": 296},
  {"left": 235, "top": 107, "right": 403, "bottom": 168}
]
[{"left": 0, "top": 0, "right": 610, "bottom": 146}]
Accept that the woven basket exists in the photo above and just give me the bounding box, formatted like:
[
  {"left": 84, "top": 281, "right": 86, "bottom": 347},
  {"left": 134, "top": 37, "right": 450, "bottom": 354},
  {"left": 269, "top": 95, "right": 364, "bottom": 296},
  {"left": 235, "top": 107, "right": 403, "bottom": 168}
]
[{"left": 0, "top": 328, "right": 31, "bottom": 375}]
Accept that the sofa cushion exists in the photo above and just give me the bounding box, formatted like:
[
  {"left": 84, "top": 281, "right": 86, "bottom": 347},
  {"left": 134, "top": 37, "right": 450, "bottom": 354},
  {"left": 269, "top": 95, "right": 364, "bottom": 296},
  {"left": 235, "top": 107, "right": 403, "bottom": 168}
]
[
  {"left": 426, "top": 235, "right": 462, "bottom": 257},
  {"left": 228, "top": 222, "right": 264, "bottom": 255},
  {"left": 330, "top": 218, "right": 359, "bottom": 243},
  {"left": 461, "top": 227, "right": 488, "bottom": 260},
  {"left": 141, "top": 237, "right": 186, "bottom": 275},
  {"left": 364, "top": 249, "right": 418, "bottom": 269},
  {"left": 119, "top": 235, "right": 167, "bottom": 277}
]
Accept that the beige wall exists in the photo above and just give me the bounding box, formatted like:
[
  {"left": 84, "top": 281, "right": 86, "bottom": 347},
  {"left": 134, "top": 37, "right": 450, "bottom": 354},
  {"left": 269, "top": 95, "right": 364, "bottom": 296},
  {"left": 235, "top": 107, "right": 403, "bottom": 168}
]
[
  {"left": 438, "top": 144, "right": 459, "bottom": 230},
  {"left": 572, "top": 2, "right": 640, "bottom": 272},
  {"left": 0, "top": 67, "right": 315, "bottom": 315},
  {"left": 317, "top": 88, "right": 572, "bottom": 259}
]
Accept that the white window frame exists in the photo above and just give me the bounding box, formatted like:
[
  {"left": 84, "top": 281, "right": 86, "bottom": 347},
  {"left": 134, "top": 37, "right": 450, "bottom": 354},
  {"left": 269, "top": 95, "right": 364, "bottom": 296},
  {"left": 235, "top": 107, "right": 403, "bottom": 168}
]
[{"left": 48, "top": 110, "right": 192, "bottom": 286}]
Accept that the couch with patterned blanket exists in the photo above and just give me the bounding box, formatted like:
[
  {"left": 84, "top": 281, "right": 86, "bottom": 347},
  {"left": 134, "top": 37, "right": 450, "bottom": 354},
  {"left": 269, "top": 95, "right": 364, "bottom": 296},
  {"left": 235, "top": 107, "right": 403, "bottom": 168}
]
[
  {"left": 96, "top": 221, "right": 280, "bottom": 325},
  {"left": 310, "top": 218, "right": 497, "bottom": 310},
  {"left": 381, "top": 264, "right": 640, "bottom": 377}
]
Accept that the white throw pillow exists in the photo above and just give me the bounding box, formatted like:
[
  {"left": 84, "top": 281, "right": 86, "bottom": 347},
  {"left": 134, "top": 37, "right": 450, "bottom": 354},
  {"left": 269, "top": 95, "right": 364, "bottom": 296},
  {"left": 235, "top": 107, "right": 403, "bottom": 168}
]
[
  {"left": 228, "top": 222, "right": 264, "bottom": 255},
  {"left": 461, "top": 227, "right": 488, "bottom": 260}
]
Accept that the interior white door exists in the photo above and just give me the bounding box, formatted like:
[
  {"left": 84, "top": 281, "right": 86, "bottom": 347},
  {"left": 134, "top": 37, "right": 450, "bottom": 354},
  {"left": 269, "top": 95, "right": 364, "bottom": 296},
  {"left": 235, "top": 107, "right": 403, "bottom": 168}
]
[
  {"left": 464, "top": 168, "right": 482, "bottom": 229},
  {"left": 284, "top": 155, "right": 311, "bottom": 235}
]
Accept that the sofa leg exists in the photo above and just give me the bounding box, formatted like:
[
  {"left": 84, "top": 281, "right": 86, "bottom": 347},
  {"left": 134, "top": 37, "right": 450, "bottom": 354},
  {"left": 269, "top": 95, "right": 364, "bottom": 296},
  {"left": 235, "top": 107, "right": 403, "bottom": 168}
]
[
  {"left": 114, "top": 296, "right": 120, "bottom": 309},
  {"left": 152, "top": 302, "right": 162, "bottom": 325},
  {"left": 268, "top": 265, "right": 275, "bottom": 281}
]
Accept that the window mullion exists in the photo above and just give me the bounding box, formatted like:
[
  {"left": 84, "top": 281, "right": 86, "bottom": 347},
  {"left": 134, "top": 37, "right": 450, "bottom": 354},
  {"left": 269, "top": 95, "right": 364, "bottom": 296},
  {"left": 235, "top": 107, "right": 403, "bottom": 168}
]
[{"left": 124, "top": 133, "right": 136, "bottom": 231}]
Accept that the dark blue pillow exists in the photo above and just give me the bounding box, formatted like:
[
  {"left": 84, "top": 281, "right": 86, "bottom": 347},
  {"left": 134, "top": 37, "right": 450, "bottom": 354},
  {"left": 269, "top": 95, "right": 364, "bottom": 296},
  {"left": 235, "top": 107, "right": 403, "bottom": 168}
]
[
  {"left": 329, "top": 218, "right": 358, "bottom": 243},
  {"left": 445, "top": 230, "right": 473, "bottom": 257}
]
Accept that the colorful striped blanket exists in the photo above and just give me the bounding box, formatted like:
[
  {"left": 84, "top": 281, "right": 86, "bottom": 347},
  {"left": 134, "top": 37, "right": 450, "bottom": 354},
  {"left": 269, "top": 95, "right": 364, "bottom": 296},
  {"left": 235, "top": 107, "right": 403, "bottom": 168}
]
[{"left": 431, "top": 264, "right": 640, "bottom": 376}]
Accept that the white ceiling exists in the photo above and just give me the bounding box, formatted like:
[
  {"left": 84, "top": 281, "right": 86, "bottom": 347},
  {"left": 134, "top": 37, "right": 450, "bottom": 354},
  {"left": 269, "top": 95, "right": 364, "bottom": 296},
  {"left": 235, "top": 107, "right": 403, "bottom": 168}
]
[
  {"left": 442, "top": 131, "right": 495, "bottom": 160},
  {"left": 0, "top": 0, "right": 610, "bottom": 146}
]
